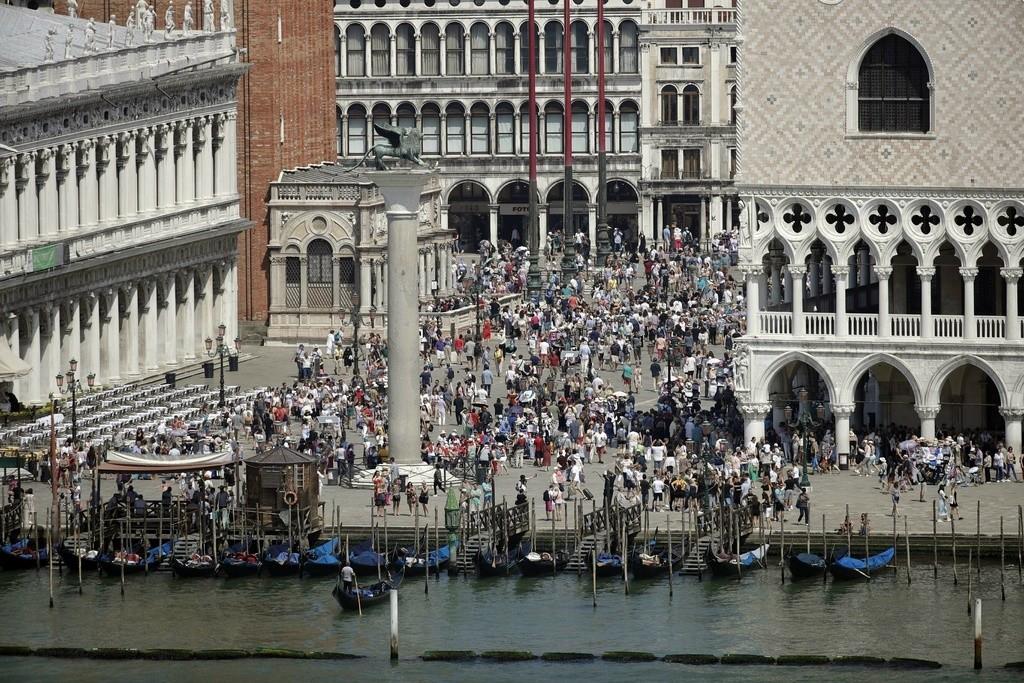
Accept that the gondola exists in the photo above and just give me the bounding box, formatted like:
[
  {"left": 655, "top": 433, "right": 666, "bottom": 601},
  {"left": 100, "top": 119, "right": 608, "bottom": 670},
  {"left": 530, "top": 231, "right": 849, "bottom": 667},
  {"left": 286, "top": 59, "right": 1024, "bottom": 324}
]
[
  {"left": 706, "top": 544, "right": 769, "bottom": 578},
  {"left": 396, "top": 544, "right": 451, "bottom": 577},
  {"left": 303, "top": 538, "right": 342, "bottom": 577},
  {"left": 261, "top": 543, "right": 302, "bottom": 577},
  {"left": 332, "top": 573, "right": 401, "bottom": 611},
  {"left": 593, "top": 552, "right": 623, "bottom": 578},
  {"left": 630, "top": 549, "right": 683, "bottom": 580},
  {"left": 170, "top": 553, "right": 217, "bottom": 578},
  {"left": 477, "top": 541, "right": 530, "bottom": 578},
  {"left": 828, "top": 547, "right": 895, "bottom": 581},
  {"left": 348, "top": 540, "right": 391, "bottom": 577},
  {"left": 56, "top": 541, "right": 103, "bottom": 573},
  {"left": 518, "top": 550, "right": 569, "bottom": 577},
  {"left": 218, "top": 543, "right": 261, "bottom": 578},
  {"left": 97, "top": 542, "right": 171, "bottom": 576},
  {"left": 787, "top": 551, "right": 828, "bottom": 580},
  {"left": 0, "top": 539, "right": 49, "bottom": 570}
]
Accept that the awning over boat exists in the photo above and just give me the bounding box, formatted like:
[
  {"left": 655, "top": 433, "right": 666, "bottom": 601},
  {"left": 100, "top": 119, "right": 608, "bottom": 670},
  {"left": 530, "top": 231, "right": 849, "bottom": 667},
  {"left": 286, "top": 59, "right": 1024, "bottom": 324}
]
[
  {"left": 0, "top": 337, "right": 30, "bottom": 381},
  {"left": 97, "top": 449, "right": 236, "bottom": 473}
]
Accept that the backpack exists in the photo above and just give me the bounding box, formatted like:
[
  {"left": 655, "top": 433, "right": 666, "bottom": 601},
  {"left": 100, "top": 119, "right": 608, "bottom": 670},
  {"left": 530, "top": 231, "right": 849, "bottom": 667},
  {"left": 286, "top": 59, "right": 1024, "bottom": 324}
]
[{"left": 542, "top": 489, "right": 550, "bottom": 502}]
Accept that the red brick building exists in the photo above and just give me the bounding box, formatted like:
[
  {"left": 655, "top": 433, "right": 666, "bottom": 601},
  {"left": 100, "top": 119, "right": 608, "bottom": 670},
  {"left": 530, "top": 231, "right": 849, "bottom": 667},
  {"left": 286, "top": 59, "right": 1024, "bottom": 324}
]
[{"left": 53, "top": 0, "right": 337, "bottom": 333}]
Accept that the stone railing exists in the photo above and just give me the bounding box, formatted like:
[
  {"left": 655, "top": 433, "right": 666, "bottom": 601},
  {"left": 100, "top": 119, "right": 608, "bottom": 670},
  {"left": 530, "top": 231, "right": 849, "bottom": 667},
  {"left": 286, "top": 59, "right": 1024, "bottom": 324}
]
[
  {"left": 644, "top": 8, "right": 737, "bottom": 26},
  {"left": 890, "top": 314, "right": 920, "bottom": 337},
  {"left": 757, "top": 311, "right": 1021, "bottom": 343},
  {"left": 848, "top": 313, "right": 878, "bottom": 337},
  {"left": 976, "top": 316, "right": 1005, "bottom": 339},
  {"left": 803, "top": 312, "right": 835, "bottom": 336},
  {"left": 759, "top": 311, "right": 791, "bottom": 335},
  {"left": 933, "top": 315, "right": 963, "bottom": 339}
]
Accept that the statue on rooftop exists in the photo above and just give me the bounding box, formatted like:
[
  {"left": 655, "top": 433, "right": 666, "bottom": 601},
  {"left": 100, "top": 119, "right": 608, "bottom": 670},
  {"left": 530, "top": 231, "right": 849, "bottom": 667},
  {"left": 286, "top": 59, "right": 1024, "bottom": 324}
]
[
  {"left": 183, "top": 1, "right": 194, "bottom": 36},
  {"left": 344, "top": 123, "right": 430, "bottom": 172},
  {"left": 107, "top": 16, "right": 117, "bottom": 50},
  {"left": 64, "top": 27, "right": 74, "bottom": 59},
  {"left": 67, "top": 0, "right": 78, "bottom": 19},
  {"left": 126, "top": 11, "right": 136, "bottom": 47},
  {"left": 203, "top": 0, "right": 214, "bottom": 32},
  {"left": 165, "top": 2, "right": 175, "bottom": 39},
  {"left": 44, "top": 27, "right": 57, "bottom": 63},
  {"left": 84, "top": 18, "right": 97, "bottom": 53}
]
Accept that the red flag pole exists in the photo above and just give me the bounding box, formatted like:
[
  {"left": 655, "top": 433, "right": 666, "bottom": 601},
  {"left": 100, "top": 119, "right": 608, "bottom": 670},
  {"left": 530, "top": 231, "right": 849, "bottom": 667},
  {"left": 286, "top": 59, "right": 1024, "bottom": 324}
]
[
  {"left": 527, "top": 0, "right": 541, "bottom": 294},
  {"left": 595, "top": 0, "right": 610, "bottom": 266},
  {"left": 560, "top": 0, "right": 575, "bottom": 279}
]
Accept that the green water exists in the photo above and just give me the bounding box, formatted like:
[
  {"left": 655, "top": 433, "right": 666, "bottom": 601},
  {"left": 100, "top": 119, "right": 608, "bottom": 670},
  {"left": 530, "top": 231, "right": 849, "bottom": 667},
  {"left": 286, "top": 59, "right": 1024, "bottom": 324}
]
[{"left": 1, "top": 562, "right": 1021, "bottom": 681}]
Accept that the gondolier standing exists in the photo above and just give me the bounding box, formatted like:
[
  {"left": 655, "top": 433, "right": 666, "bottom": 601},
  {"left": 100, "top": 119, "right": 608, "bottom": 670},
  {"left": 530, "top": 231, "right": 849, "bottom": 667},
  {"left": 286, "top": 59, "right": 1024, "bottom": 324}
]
[{"left": 340, "top": 563, "right": 356, "bottom": 592}]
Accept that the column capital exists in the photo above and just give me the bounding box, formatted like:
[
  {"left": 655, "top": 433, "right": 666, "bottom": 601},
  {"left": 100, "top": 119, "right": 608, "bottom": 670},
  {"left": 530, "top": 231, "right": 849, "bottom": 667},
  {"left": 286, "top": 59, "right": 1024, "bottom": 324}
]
[
  {"left": 999, "top": 407, "right": 1024, "bottom": 420},
  {"left": 1001, "top": 267, "right": 1023, "bottom": 283},
  {"left": 737, "top": 402, "right": 772, "bottom": 418},
  {"left": 786, "top": 264, "right": 807, "bottom": 277},
  {"left": 916, "top": 267, "right": 936, "bottom": 280},
  {"left": 831, "top": 403, "right": 856, "bottom": 418},
  {"left": 873, "top": 266, "right": 893, "bottom": 280},
  {"left": 738, "top": 263, "right": 763, "bottom": 278},
  {"left": 915, "top": 405, "right": 941, "bottom": 420},
  {"left": 958, "top": 267, "right": 979, "bottom": 280}
]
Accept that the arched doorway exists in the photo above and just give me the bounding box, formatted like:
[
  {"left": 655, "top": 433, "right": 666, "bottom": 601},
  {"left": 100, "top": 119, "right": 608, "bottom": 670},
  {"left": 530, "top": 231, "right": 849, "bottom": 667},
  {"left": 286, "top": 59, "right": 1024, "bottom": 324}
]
[
  {"left": 937, "top": 365, "right": 1003, "bottom": 437},
  {"left": 606, "top": 179, "right": 639, "bottom": 251},
  {"left": 496, "top": 180, "right": 530, "bottom": 247},
  {"left": 448, "top": 181, "right": 490, "bottom": 252},
  {"left": 765, "top": 358, "right": 835, "bottom": 464},
  {"left": 850, "top": 361, "right": 919, "bottom": 433},
  {"left": 546, "top": 180, "right": 589, "bottom": 245}
]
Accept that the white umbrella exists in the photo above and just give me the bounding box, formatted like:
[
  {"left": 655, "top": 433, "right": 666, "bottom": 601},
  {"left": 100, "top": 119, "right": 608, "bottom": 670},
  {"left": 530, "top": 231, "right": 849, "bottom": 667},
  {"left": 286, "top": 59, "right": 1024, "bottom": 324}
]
[{"left": 519, "top": 390, "right": 536, "bottom": 402}]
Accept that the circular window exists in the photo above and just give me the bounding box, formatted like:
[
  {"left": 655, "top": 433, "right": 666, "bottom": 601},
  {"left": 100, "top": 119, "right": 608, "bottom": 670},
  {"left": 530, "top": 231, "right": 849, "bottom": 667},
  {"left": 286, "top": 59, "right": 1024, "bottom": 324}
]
[
  {"left": 349, "top": 0, "right": 361, "bottom": 7},
  {"left": 311, "top": 217, "right": 328, "bottom": 234},
  {"left": 862, "top": 201, "right": 900, "bottom": 240},
  {"left": 949, "top": 202, "right": 985, "bottom": 240},
  {"left": 994, "top": 203, "right": 1024, "bottom": 241},
  {"left": 777, "top": 200, "right": 814, "bottom": 238},
  {"left": 818, "top": 200, "right": 857, "bottom": 240},
  {"left": 754, "top": 201, "right": 772, "bottom": 235},
  {"left": 905, "top": 201, "right": 943, "bottom": 241}
]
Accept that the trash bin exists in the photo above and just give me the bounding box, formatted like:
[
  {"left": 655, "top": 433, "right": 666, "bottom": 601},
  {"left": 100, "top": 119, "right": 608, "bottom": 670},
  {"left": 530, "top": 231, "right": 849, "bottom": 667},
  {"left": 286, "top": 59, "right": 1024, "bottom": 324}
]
[
  {"left": 203, "top": 361, "right": 214, "bottom": 379},
  {"left": 164, "top": 371, "right": 176, "bottom": 388},
  {"left": 228, "top": 355, "right": 239, "bottom": 371}
]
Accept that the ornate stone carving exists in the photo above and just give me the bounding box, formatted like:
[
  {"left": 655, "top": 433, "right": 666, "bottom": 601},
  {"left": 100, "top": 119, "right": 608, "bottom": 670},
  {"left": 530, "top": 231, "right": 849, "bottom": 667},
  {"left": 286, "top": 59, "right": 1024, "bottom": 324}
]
[{"left": 914, "top": 405, "right": 940, "bottom": 420}]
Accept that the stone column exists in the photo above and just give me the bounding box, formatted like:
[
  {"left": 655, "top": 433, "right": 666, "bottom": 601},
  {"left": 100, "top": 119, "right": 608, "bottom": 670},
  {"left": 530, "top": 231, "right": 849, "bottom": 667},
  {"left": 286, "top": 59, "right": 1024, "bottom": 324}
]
[
  {"left": 538, "top": 28, "right": 546, "bottom": 75},
  {"left": 269, "top": 257, "right": 286, "bottom": 308},
  {"left": 1002, "top": 267, "right": 1022, "bottom": 341},
  {"left": 0, "top": 157, "right": 16, "bottom": 246},
  {"left": 821, "top": 257, "right": 832, "bottom": 295},
  {"left": 916, "top": 405, "right": 939, "bottom": 442},
  {"left": 155, "top": 125, "right": 175, "bottom": 209},
  {"left": 379, "top": 257, "right": 388, "bottom": 308},
  {"left": 122, "top": 283, "right": 140, "bottom": 378},
  {"left": 136, "top": 128, "right": 156, "bottom": 214},
  {"left": 699, "top": 195, "right": 708, "bottom": 243},
  {"left": 41, "top": 305, "right": 60, "bottom": 399},
  {"left": 218, "top": 112, "right": 238, "bottom": 196},
  {"left": 653, "top": 197, "right": 662, "bottom": 243},
  {"left": 439, "top": 32, "right": 447, "bottom": 77},
  {"left": 179, "top": 270, "right": 196, "bottom": 361},
  {"left": 82, "top": 294, "right": 101, "bottom": 385},
  {"left": 359, "top": 258, "right": 372, "bottom": 312},
  {"left": 142, "top": 279, "right": 159, "bottom": 371},
  {"left": 117, "top": 131, "right": 138, "bottom": 217},
  {"left": 100, "top": 290, "right": 121, "bottom": 384},
  {"left": 834, "top": 267, "right": 849, "bottom": 337},
  {"left": 739, "top": 402, "right": 771, "bottom": 446},
  {"left": 1000, "top": 408, "right": 1024, "bottom": 455},
  {"left": 199, "top": 266, "right": 215, "bottom": 347},
  {"left": 195, "top": 117, "right": 214, "bottom": 200},
  {"left": 62, "top": 298, "right": 81, "bottom": 372},
  {"left": 5, "top": 314, "right": 19, "bottom": 400},
  {"left": 875, "top": 266, "right": 892, "bottom": 338},
  {"left": 23, "top": 309, "right": 42, "bottom": 405},
  {"left": 808, "top": 257, "right": 820, "bottom": 298},
  {"left": 768, "top": 261, "right": 782, "bottom": 306},
  {"left": 741, "top": 264, "right": 762, "bottom": 336},
  {"left": 176, "top": 120, "right": 195, "bottom": 204},
  {"left": 414, "top": 32, "right": 422, "bottom": 76},
  {"left": 17, "top": 153, "right": 39, "bottom": 242},
  {"left": 390, "top": 31, "right": 397, "bottom": 77},
  {"left": 513, "top": 31, "right": 521, "bottom": 75},
  {"left": 960, "top": 266, "right": 978, "bottom": 340},
  {"left": 788, "top": 264, "right": 806, "bottom": 336},
  {"left": 587, "top": 203, "right": 597, "bottom": 254},
  {"left": 225, "top": 258, "right": 238, "bottom": 342},
  {"left": 488, "top": 204, "right": 499, "bottom": 246},
  {"left": 77, "top": 140, "right": 98, "bottom": 227},
  {"left": 710, "top": 194, "right": 723, "bottom": 238},
  {"left": 57, "top": 144, "right": 79, "bottom": 232},
  {"left": 37, "top": 149, "right": 58, "bottom": 238},
  {"left": 710, "top": 43, "right": 722, "bottom": 124},
  {"left": 832, "top": 404, "right": 854, "bottom": 470},
  {"left": 298, "top": 256, "right": 309, "bottom": 308},
  {"left": 366, "top": 170, "right": 431, "bottom": 463},
  {"left": 538, "top": 207, "right": 548, "bottom": 254},
  {"left": 918, "top": 267, "right": 934, "bottom": 339},
  {"left": 96, "top": 137, "right": 118, "bottom": 223}
]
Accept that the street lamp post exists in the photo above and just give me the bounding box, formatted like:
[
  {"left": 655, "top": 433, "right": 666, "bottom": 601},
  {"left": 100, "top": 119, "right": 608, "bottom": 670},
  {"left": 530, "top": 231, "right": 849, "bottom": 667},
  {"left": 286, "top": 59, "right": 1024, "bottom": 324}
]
[
  {"left": 784, "top": 388, "right": 821, "bottom": 488},
  {"left": 55, "top": 358, "right": 94, "bottom": 444},
  {"left": 204, "top": 324, "right": 238, "bottom": 408},
  {"left": 351, "top": 305, "right": 361, "bottom": 378}
]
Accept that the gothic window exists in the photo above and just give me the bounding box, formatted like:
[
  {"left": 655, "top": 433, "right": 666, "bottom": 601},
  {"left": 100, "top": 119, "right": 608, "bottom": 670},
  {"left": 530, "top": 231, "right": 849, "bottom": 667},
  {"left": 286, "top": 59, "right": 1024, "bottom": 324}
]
[
  {"left": 544, "top": 102, "right": 563, "bottom": 154},
  {"left": 619, "top": 101, "right": 639, "bottom": 152},
  {"left": 911, "top": 204, "right": 940, "bottom": 235},
  {"left": 421, "top": 23, "right": 440, "bottom": 75},
  {"left": 371, "top": 104, "right": 391, "bottom": 144},
  {"left": 682, "top": 84, "right": 700, "bottom": 125},
  {"left": 619, "top": 21, "right": 639, "bottom": 73},
  {"left": 496, "top": 103, "right": 515, "bottom": 154},
  {"left": 445, "top": 103, "right": 465, "bottom": 154},
  {"left": 495, "top": 23, "right": 515, "bottom": 75},
  {"left": 395, "top": 24, "right": 416, "bottom": 76},
  {"left": 858, "top": 34, "right": 930, "bottom": 133},
  {"left": 783, "top": 203, "right": 812, "bottom": 233},
  {"left": 307, "top": 240, "right": 334, "bottom": 309},
  {"left": 470, "top": 23, "right": 490, "bottom": 75},
  {"left": 421, "top": 104, "right": 441, "bottom": 155},
  {"left": 544, "top": 21, "right": 563, "bottom": 74},
  {"left": 370, "top": 24, "right": 390, "bottom": 77},
  {"left": 346, "top": 25, "right": 365, "bottom": 77},
  {"left": 346, "top": 104, "right": 367, "bottom": 155},
  {"left": 660, "top": 85, "right": 678, "bottom": 124},
  {"left": 470, "top": 103, "right": 490, "bottom": 154},
  {"left": 572, "top": 101, "right": 589, "bottom": 154},
  {"left": 571, "top": 20, "right": 589, "bottom": 74},
  {"left": 869, "top": 204, "right": 897, "bottom": 234},
  {"left": 446, "top": 24, "right": 465, "bottom": 75},
  {"left": 954, "top": 205, "right": 983, "bottom": 236},
  {"left": 826, "top": 204, "right": 854, "bottom": 234},
  {"left": 998, "top": 206, "right": 1024, "bottom": 237}
]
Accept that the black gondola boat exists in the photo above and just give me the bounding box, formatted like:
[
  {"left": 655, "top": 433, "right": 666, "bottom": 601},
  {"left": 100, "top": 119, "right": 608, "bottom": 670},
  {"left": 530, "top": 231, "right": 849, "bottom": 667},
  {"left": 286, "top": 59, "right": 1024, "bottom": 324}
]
[
  {"left": 56, "top": 541, "right": 102, "bottom": 572},
  {"left": 828, "top": 547, "right": 895, "bottom": 581},
  {"left": 518, "top": 550, "right": 569, "bottom": 576},
  {"left": 705, "top": 544, "right": 769, "bottom": 578},
  {"left": 630, "top": 550, "right": 683, "bottom": 580},
  {"left": 477, "top": 541, "right": 529, "bottom": 578},
  {"left": 303, "top": 539, "right": 343, "bottom": 577},
  {"left": 395, "top": 544, "right": 451, "bottom": 577},
  {"left": 261, "top": 543, "right": 302, "bottom": 577},
  {"left": 219, "top": 552, "right": 261, "bottom": 578},
  {"left": 97, "top": 542, "right": 170, "bottom": 576},
  {"left": 170, "top": 554, "right": 217, "bottom": 578},
  {"left": 593, "top": 552, "right": 623, "bottom": 578},
  {"left": 788, "top": 551, "right": 827, "bottom": 580},
  {"left": 0, "top": 539, "right": 48, "bottom": 570},
  {"left": 332, "top": 574, "right": 401, "bottom": 611}
]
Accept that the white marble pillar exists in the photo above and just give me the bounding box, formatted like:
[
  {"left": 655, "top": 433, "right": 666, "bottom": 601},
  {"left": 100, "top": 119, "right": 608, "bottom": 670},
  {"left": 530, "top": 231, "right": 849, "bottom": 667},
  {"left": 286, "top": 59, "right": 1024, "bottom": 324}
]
[
  {"left": 1000, "top": 408, "right": 1023, "bottom": 455},
  {"left": 195, "top": 117, "right": 214, "bottom": 200},
  {"left": 699, "top": 195, "right": 707, "bottom": 243},
  {"left": 875, "top": 266, "right": 892, "bottom": 338},
  {"left": 41, "top": 305, "right": 60, "bottom": 399},
  {"left": 97, "top": 138, "right": 118, "bottom": 223},
  {"left": 587, "top": 204, "right": 597, "bottom": 254},
  {"left": 1002, "top": 268, "right": 1022, "bottom": 341},
  {"left": 199, "top": 266, "right": 215, "bottom": 349},
  {"left": 654, "top": 197, "right": 662, "bottom": 244},
  {"left": 225, "top": 259, "right": 239, "bottom": 343},
  {"left": 61, "top": 298, "right": 81, "bottom": 372},
  {"left": 834, "top": 267, "right": 848, "bottom": 337},
  {"left": 82, "top": 294, "right": 101, "bottom": 385},
  {"left": 539, "top": 208, "right": 548, "bottom": 255},
  {"left": 367, "top": 170, "right": 430, "bottom": 463},
  {"left": 136, "top": 128, "right": 156, "bottom": 214},
  {"left": 37, "top": 149, "right": 58, "bottom": 238},
  {"left": 0, "top": 157, "right": 16, "bottom": 247},
  {"left": 742, "top": 265, "right": 761, "bottom": 336},
  {"left": 57, "top": 144, "right": 79, "bottom": 232},
  {"left": 918, "top": 267, "right": 934, "bottom": 339},
  {"left": 960, "top": 266, "right": 977, "bottom": 340},
  {"left": 740, "top": 403, "right": 770, "bottom": 446},
  {"left": 17, "top": 153, "right": 39, "bottom": 242},
  {"left": 769, "top": 261, "right": 782, "bottom": 306},
  {"left": 488, "top": 204, "right": 499, "bottom": 246},
  {"left": 788, "top": 264, "right": 806, "bottom": 336},
  {"left": 916, "top": 405, "right": 939, "bottom": 442},
  {"left": 710, "top": 194, "right": 723, "bottom": 238},
  {"left": 121, "top": 283, "right": 140, "bottom": 378},
  {"left": 142, "top": 279, "right": 159, "bottom": 371},
  {"left": 23, "top": 309, "right": 42, "bottom": 404},
  {"left": 117, "top": 132, "right": 138, "bottom": 218},
  {"left": 219, "top": 112, "right": 238, "bottom": 196},
  {"left": 7, "top": 312, "right": 20, "bottom": 400},
  {"left": 100, "top": 290, "right": 121, "bottom": 385},
  {"left": 77, "top": 140, "right": 98, "bottom": 228},
  {"left": 161, "top": 273, "right": 178, "bottom": 367},
  {"left": 359, "top": 259, "right": 372, "bottom": 312},
  {"left": 808, "top": 257, "right": 820, "bottom": 298},
  {"left": 833, "top": 404, "right": 854, "bottom": 470},
  {"left": 179, "top": 270, "right": 197, "bottom": 361},
  {"left": 155, "top": 124, "right": 176, "bottom": 209},
  {"left": 176, "top": 120, "right": 195, "bottom": 204}
]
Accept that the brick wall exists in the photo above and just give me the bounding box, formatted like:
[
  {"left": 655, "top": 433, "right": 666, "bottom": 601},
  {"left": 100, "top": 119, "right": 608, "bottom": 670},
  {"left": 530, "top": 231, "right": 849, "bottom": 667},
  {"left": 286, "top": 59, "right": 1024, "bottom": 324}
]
[{"left": 53, "top": 0, "right": 338, "bottom": 326}]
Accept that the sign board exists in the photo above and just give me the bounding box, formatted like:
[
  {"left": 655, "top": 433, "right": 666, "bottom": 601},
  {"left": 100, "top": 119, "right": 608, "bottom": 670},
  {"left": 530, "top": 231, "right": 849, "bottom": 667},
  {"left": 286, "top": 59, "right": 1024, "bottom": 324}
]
[{"left": 30, "top": 243, "right": 66, "bottom": 272}]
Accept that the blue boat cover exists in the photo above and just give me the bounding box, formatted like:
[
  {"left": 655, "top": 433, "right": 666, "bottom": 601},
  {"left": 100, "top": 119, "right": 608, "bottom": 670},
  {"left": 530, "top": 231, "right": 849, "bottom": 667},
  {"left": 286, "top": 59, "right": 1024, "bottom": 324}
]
[
  {"left": 596, "top": 552, "right": 622, "bottom": 566},
  {"left": 265, "top": 543, "right": 300, "bottom": 565},
  {"left": 307, "top": 538, "right": 340, "bottom": 564},
  {"left": 794, "top": 552, "right": 826, "bottom": 567},
  {"left": 834, "top": 547, "right": 895, "bottom": 572},
  {"left": 146, "top": 542, "right": 172, "bottom": 562}
]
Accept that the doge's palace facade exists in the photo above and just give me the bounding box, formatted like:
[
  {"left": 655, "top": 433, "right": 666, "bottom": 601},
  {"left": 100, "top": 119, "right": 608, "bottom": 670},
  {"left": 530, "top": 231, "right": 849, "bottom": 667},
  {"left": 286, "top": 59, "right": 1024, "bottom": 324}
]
[{"left": 0, "top": 7, "right": 248, "bottom": 405}]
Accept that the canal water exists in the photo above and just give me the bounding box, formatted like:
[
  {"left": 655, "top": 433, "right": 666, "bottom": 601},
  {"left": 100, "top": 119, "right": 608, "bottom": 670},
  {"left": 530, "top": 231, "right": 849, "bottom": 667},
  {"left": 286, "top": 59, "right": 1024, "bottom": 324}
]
[{"left": 1, "top": 562, "right": 1021, "bottom": 681}]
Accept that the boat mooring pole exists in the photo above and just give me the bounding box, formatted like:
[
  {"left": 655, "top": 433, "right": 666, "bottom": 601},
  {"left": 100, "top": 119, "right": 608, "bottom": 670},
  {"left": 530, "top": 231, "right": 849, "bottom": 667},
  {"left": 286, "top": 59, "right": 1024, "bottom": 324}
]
[
  {"left": 591, "top": 500, "right": 597, "bottom": 608},
  {"left": 952, "top": 515, "right": 958, "bottom": 585},
  {"left": 76, "top": 511, "right": 83, "bottom": 595},
  {"left": 933, "top": 500, "right": 938, "bottom": 579},
  {"left": 973, "top": 598, "right": 982, "bottom": 670},
  {"left": 389, "top": 587, "right": 399, "bottom": 660},
  {"left": 434, "top": 508, "right": 440, "bottom": 582},
  {"left": 667, "top": 513, "right": 673, "bottom": 599},
  {"left": 424, "top": 523, "right": 429, "bottom": 595},
  {"left": 967, "top": 549, "right": 972, "bottom": 615},
  {"left": 999, "top": 516, "right": 1005, "bottom": 601},
  {"left": 779, "top": 515, "right": 784, "bottom": 584},
  {"left": 904, "top": 516, "right": 911, "bottom": 585},
  {"left": 822, "top": 513, "right": 827, "bottom": 585},
  {"left": 47, "top": 509, "right": 54, "bottom": 608},
  {"left": 976, "top": 500, "right": 981, "bottom": 576}
]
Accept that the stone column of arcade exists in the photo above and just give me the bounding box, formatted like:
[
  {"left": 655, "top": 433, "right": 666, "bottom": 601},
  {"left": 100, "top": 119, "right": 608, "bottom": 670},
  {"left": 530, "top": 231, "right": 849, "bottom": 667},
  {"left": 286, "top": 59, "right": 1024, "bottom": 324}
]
[{"left": 367, "top": 169, "right": 434, "bottom": 463}]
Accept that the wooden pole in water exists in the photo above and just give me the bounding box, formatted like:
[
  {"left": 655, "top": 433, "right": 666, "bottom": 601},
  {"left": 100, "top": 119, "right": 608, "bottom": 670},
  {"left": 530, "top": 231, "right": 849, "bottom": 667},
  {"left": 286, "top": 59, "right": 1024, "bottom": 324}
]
[
  {"left": 47, "top": 509, "right": 54, "bottom": 608},
  {"left": 976, "top": 500, "right": 981, "bottom": 576},
  {"left": 414, "top": 496, "right": 420, "bottom": 557},
  {"left": 933, "top": 500, "right": 938, "bottom": 579},
  {"left": 434, "top": 508, "right": 440, "bottom": 582},
  {"left": 904, "top": 516, "right": 911, "bottom": 585},
  {"left": 973, "top": 597, "right": 982, "bottom": 670},
  {"left": 591, "top": 500, "right": 597, "bottom": 608},
  {"left": 551, "top": 506, "right": 557, "bottom": 579},
  {"left": 1018, "top": 505, "right": 1023, "bottom": 583},
  {"left": 967, "top": 549, "right": 972, "bottom": 615},
  {"left": 806, "top": 512, "right": 811, "bottom": 554},
  {"left": 845, "top": 504, "right": 852, "bottom": 562},
  {"left": 822, "top": 513, "right": 827, "bottom": 585},
  {"left": 34, "top": 511, "right": 40, "bottom": 570},
  {"left": 119, "top": 520, "right": 125, "bottom": 596},
  {"left": 75, "top": 512, "right": 82, "bottom": 594},
  {"left": 424, "top": 523, "right": 429, "bottom": 595},
  {"left": 892, "top": 512, "right": 898, "bottom": 575},
  {"left": 734, "top": 509, "right": 741, "bottom": 580},
  {"left": 667, "top": 512, "right": 673, "bottom": 598},
  {"left": 999, "top": 516, "right": 1005, "bottom": 601},
  {"left": 864, "top": 513, "right": 870, "bottom": 581},
  {"left": 779, "top": 515, "right": 785, "bottom": 584},
  {"left": 621, "top": 517, "right": 629, "bottom": 595},
  {"left": 383, "top": 504, "right": 389, "bottom": 559},
  {"left": 952, "top": 515, "right": 959, "bottom": 584},
  {"left": 389, "top": 586, "right": 399, "bottom": 660}
]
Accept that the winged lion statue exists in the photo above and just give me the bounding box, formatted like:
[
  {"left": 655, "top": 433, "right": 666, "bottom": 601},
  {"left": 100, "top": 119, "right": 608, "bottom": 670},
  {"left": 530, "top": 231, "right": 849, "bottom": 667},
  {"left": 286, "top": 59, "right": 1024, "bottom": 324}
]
[{"left": 345, "top": 122, "right": 432, "bottom": 171}]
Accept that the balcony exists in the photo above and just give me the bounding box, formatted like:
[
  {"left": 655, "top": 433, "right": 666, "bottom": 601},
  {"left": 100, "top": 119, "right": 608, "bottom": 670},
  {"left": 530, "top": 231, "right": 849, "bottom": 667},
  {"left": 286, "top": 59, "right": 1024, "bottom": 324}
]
[
  {"left": 757, "top": 312, "right": 1020, "bottom": 342},
  {"left": 644, "top": 8, "right": 737, "bottom": 27}
]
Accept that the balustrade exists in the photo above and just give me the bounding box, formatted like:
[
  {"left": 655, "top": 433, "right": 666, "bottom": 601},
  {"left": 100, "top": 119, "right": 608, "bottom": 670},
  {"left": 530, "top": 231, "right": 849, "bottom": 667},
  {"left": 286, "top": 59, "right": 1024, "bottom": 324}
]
[{"left": 803, "top": 312, "right": 835, "bottom": 336}]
